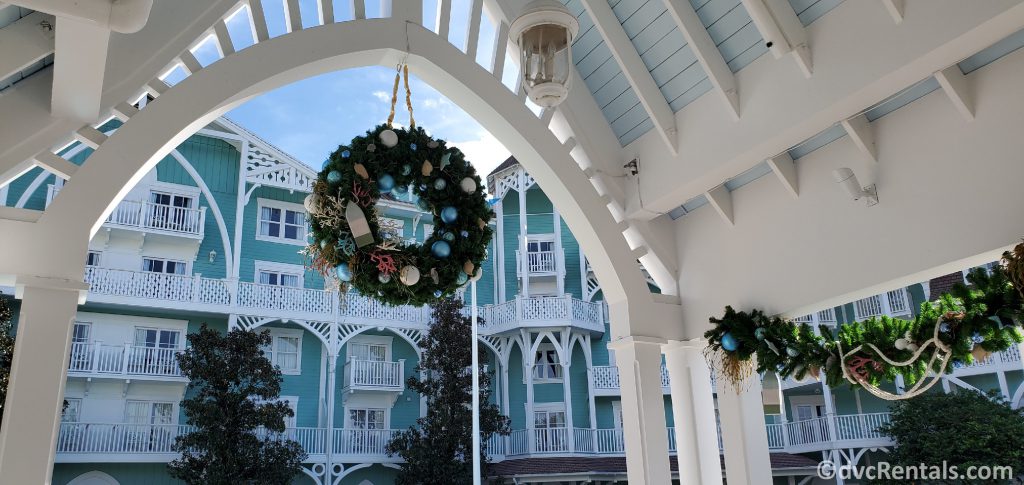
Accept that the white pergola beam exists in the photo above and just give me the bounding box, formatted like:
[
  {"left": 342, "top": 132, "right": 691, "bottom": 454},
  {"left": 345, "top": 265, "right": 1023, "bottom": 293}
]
[
  {"left": 212, "top": 20, "right": 235, "bottom": 56},
  {"left": 0, "top": 12, "right": 55, "bottom": 81},
  {"left": 283, "top": 0, "right": 303, "bottom": 33},
  {"left": 740, "top": 0, "right": 812, "bottom": 77},
  {"left": 50, "top": 17, "right": 110, "bottom": 122},
  {"left": 705, "top": 185, "right": 734, "bottom": 226},
  {"left": 32, "top": 152, "right": 77, "bottom": 180},
  {"left": 766, "top": 153, "right": 798, "bottom": 198},
  {"left": 0, "top": 206, "right": 43, "bottom": 223},
  {"left": 580, "top": 0, "right": 679, "bottom": 154},
  {"left": 882, "top": 0, "right": 904, "bottom": 24},
  {"left": 0, "top": 160, "right": 36, "bottom": 190},
  {"left": 662, "top": 0, "right": 739, "bottom": 120},
  {"left": 840, "top": 114, "right": 877, "bottom": 162},
  {"left": 935, "top": 65, "right": 974, "bottom": 121}
]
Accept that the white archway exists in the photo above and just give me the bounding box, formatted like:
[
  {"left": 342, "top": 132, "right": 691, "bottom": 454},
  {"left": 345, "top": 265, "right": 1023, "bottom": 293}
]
[{"left": 67, "top": 471, "right": 120, "bottom": 485}]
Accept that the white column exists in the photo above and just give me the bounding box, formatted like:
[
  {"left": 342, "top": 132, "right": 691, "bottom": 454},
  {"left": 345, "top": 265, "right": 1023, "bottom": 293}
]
[
  {"left": 561, "top": 360, "right": 574, "bottom": 451},
  {"left": 553, "top": 207, "right": 564, "bottom": 296},
  {"left": 608, "top": 336, "right": 672, "bottom": 484},
  {"left": 717, "top": 357, "right": 772, "bottom": 485},
  {"left": 495, "top": 201, "right": 506, "bottom": 302},
  {"left": 0, "top": 281, "right": 85, "bottom": 484},
  {"left": 524, "top": 363, "right": 535, "bottom": 453},
  {"left": 517, "top": 172, "right": 528, "bottom": 298},
  {"left": 776, "top": 374, "right": 790, "bottom": 448},
  {"left": 324, "top": 351, "right": 337, "bottom": 485},
  {"left": 662, "top": 339, "right": 724, "bottom": 485}
]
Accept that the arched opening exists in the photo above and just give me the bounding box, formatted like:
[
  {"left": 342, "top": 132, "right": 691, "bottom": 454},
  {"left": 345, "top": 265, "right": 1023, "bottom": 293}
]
[{"left": 67, "top": 471, "right": 120, "bottom": 485}]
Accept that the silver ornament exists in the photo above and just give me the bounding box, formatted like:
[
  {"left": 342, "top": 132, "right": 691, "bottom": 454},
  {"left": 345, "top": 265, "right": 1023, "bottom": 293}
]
[
  {"left": 379, "top": 129, "right": 399, "bottom": 148},
  {"left": 460, "top": 177, "right": 477, "bottom": 194}
]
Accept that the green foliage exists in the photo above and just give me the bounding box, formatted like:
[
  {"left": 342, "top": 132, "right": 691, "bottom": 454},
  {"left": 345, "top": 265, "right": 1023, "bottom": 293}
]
[
  {"left": 168, "top": 325, "right": 306, "bottom": 485},
  {"left": 705, "top": 262, "right": 1024, "bottom": 390},
  {"left": 386, "top": 298, "right": 510, "bottom": 484},
  {"left": 308, "top": 124, "right": 494, "bottom": 306},
  {"left": 0, "top": 297, "right": 13, "bottom": 429},
  {"left": 872, "top": 390, "right": 1024, "bottom": 485}
]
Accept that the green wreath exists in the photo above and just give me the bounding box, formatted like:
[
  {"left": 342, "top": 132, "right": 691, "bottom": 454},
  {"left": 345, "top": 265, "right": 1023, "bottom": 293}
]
[{"left": 304, "top": 124, "right": 494, "bottom": 306}]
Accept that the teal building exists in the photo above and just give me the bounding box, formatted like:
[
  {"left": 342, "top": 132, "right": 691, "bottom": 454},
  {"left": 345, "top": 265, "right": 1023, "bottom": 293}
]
[{"left": 1, "top": 116, "right": 1020, "bottom": 485}]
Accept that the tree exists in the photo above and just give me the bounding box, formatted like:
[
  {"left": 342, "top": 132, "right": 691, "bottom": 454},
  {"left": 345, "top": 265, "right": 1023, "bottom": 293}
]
[
  {"left": 872, "top": 390, "right": 1024, "bottom": 484},
  {"left": 0, "top": 297, "right": 13, "bottom": 429},
  {"left": 386, "top": 298, "right": 511, "bottom": 484},
  {"left": 168, "top": 325, "right": 306, "bottom": 485}
]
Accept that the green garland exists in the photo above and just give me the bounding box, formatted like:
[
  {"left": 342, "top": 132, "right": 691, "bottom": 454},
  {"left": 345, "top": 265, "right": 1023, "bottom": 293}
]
[
  {"left": 705, "top": 244, "right": 1024, "bottom": 392},
  {"left": 305, "top": 124, "right": 494, "bottom": 306}
]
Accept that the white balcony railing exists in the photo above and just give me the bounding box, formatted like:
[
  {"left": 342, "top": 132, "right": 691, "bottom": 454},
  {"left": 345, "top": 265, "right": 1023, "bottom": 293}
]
[
  {"left": 82, "top": 267, "right": 606, "bottom": 335},
  {"left": 489, "top": 427, "right": 678, "bottom": 457},
  {"left": 344, "top": 359, "right": 404, "bottom": 390},
  {"left": 68, "top": 342, "right": 185, "bottom": 378},
  {"left": 854, "top": 289, "right": 912, "bottom": 320},
  {"left": 48, "top": 185, "right": 206, "bottom": 237},
  {"left": 56, "top": 423, "right": 327, "bottom": 457},
  {"left": 783, "top": 413, "right": 894, "bottom": 450},
  {"left": 591, "top": 364, "right": 671, "bottom": 393},
  {"left": 527, "top": 250, "right": 556, "bottom": 274},
  {"left": 332, "top": 429, "right": 399, "bottom": 456}
]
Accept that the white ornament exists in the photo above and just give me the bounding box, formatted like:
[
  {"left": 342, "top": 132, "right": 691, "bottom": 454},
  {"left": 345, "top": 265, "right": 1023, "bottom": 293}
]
[
  {"left": 399, "top": 265, "right": 420, "bottom": 286},
  {"left": 894, "top": 338, "right": 909, "bottom": 350},
  {"left": 303, "top": 193, "right": 319, "bottom": 213},
  {"left": 460, "top": 177, "right": 477, "bottom": 194},
  {"left": 379, "top": 129, "right": 399, "bottom": 148}
]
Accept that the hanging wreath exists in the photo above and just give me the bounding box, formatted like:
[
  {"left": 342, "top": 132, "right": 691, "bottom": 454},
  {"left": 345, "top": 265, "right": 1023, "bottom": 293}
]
[
  {"left": 303, "top": 65, "right": 493, "bottom": 306},
  {"left": 705, "top": 242, "right": 1024, "bottom": 399}
]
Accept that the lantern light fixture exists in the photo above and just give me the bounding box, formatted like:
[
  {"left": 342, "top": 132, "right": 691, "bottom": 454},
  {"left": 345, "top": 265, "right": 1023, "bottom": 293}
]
[{"left": 510, "top": 0, "right": 579, "bottom": 108}]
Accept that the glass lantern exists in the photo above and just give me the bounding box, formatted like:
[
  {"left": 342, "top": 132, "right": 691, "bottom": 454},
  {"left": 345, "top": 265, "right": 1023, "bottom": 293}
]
[{"left": 510, "top": 0, "right": 580, "bottom": 108}]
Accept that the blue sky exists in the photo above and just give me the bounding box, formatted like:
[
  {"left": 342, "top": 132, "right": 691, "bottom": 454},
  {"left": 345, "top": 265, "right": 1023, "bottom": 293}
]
[{"left": 167, "top": 0, "right": 523, "bottom": 179}]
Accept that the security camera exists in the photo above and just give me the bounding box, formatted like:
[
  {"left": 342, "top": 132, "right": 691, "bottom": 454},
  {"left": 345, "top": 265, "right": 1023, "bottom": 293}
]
[{"left": 832, "top": 168, "right": 878, "bottom": 206}]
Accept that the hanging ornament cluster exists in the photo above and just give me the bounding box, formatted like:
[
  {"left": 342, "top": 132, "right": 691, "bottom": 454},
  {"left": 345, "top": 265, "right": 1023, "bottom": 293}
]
[
  {"left": 303, "top": 65, "right": 493, "bottom": 306},
  {"left": 704, "top": 241, "right": 1024, "bottom": 400}
]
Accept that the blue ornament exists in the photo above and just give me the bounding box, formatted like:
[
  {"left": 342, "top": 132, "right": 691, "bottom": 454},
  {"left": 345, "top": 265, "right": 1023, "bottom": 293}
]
[
  {"left": 939, "top": 322, "right": 951, "bottom": 333},
  {"left": 401, "top": 164, "right": 412, "bottom": 176},
  {"left": 440, "top": 206, "right": 458, "bottom": 224},
  {"left": 335, "top": 263, "right": 352, "bottom": 282},
  {"left": 443, "top": 231, "right": 455, "bottom": 242},
  {"left": 456, "top": 271, "right": 468, "bottom": 285},
  {"left": 341, "top": 150, "right": 351, "bottom": 158},
  {"left": 393, "top": 185, "right": 408, "bottom": 196},
  {"left": 431, "top": 240, "right": 451, "bottom": 259},
  {"left": 460, "top": 230, "right": 469, "bottom": 238},
  {"left": 409, "top": 143, "right": 417, "bottom": 151},
  {"left": 972, "top": 333, "right": 985, "bottom": 344},
  {"left": 322, "top": 159, "right": 331, "bottom": 170},
  {"left": 378, "top": 174, "right": 396, "bottom": 191},
  {"left": 327, "top": 170, "right": 342, "bottom": 183},
  {"left": 433, "top": 178, "right": 447, "bottom": 190},
  {"left": 378, "top": 273, "right": 391, "bottom": 284},
  {"left": 786, "top": 347, "right": 801, "bottom": 357},
  {"left": 419, "top": 183, "right": 427, "bottom": 191},
  {"left": 754, "top": 327, "right": 767, "bottom": 341},
  {"left": 417, "top": 198, "right": 431, "bottom": 211},
  {"left": 720, "top": 332, "right": 739, "bottom": 352},
  {"left": 487, "top": 197, "right": 501, "bottom": 207},
  {"left": 433, "top": 290, "right": 443, "bottom": 298}
]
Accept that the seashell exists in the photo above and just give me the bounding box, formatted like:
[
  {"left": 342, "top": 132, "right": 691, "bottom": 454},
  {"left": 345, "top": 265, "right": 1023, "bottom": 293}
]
[
  {"left": 353, "top": 163, "right": 370, "bottom": 180},
  {"left": 422, "top": 160, "right": 433, "bottom": 176}
]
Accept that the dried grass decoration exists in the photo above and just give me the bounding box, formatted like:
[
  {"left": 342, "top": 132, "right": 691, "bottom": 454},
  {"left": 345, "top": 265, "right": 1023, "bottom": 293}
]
[{"left": 303, "top": 124, "right": 493, "bottom": 306}]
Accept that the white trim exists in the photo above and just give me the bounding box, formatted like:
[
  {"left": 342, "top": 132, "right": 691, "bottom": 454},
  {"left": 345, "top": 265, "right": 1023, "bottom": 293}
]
[
  {"left": 254, "top": 260, "right": 306, "bottom": 288},
  {"left": 532, "top": 401, "right": 567, "bottom": 413},
  {"left": 262, "top": 327, "right": 304, "bottom": 375},
  {"left": 255, "top": 197, "right": 308, "bottom": 246},
  {"left": 148, "top": 180, "right": 201, "bottom": 199}
]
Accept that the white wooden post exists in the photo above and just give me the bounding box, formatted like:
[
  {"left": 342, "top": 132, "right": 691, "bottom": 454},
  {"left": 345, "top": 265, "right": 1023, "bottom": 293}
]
[
  {"left": 663, "top": 339, "right": 723, "bottom": 485},
  {"left": 609, "top": 336, "right": 673, "bottom": 484},
  {"left": 92, "top": 339, "right": 103, "bottom": 374},
  {"left": 192, "top": 273, "right": 202, "bottom": 303},
  {"left": 122, "top": 342, "right": 132, "bottom": 375}
]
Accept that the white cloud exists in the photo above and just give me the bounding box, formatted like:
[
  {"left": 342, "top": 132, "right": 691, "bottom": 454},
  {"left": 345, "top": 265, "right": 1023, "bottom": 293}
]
[
  {"left": 448, "top": 132, "right": 510, "bottom": 187},
  {"left": 371, "top": 90, "right": 390, "bottom": 102}
]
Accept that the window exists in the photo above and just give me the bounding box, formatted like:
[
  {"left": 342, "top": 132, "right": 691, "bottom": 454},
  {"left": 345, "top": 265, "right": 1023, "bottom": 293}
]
[
  {"left": 262, "top": 330, "right": 302, "bottom": 374},
  {"left": 533, "top": 345, "right": 562, "bottom": 380},
  {"left": 348, "top": 408, "right": 386, "bottom": 429},
  {"left": 255, "top": 261, "right": 304, "bottom": 288},
  {"left": 350, "top": 342, "right": 387, "bottom": 362},
  {"left": 257, "top": 199, "right": 306, "bottom": 245},
  {"left": 134, "top": 327, "right": 181, "bottom": 349},
  {"left": 533, "top": 407, "right": 567, "bottom": 452},
  {"left": 259, "top": 269, "right": 301, "bottom": 287},
  {"left": 85, "top": 251, "right": 101, "bottom": 266},
  {"left": 72, "top": 322, "right": 91, "bottom": 343},
  {"left": 62, "top": 398, "right": 82, "bottom": 423},
  {"left": 142, "top": 258, "right": 187, "bottom": 275},
  {"left": 126, "top": 400, "right": 175, "bottom": 425},
  {"left": 525, "top": 235, "right": 557, "bottom": 274},
  {"left": 149, "top": 191, "right": 195, "bottom": 231}
]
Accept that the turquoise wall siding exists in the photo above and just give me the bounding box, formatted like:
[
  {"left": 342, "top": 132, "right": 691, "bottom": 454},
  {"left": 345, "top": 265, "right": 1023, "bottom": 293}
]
[{"left": 239, "top": 184, "right": 324, "bottom": 289}]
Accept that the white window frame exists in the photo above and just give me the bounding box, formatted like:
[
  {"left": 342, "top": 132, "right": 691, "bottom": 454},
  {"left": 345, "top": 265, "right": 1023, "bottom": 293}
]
[
  {"left": 255, "top": 261, "right": 305, "bottom": 288},
  {"left": 85, "top": 251, "right": 101, "bottom": 267},
  {"left": 345, "top": 406, "right": 389, "bottom": 429},
  {"left": 256, "top": 198, "right": 308, "bottom": 246},
  {"left": 532, "top": 343, "right": 563, "bottom": 383},
  {"left": 62, "top": 398, "right": 82, "bottom": 423},
  {"left": 124, "top": 400, "right": 177, "bottom": 425},
  {"left": 133, "top": 326, "right": 183, "bottom": 349},
  {"left": 141, "top": 257, "right": 189, "bottom": 275},
  {"left": 347, "top": 335, "right": 394, "bottom": 362},
  {"left": 262, "top": 327, "right": 303, "bottom": 375},
  {"left": 531, "top": 402, "right": 567, "bottom": 428}
]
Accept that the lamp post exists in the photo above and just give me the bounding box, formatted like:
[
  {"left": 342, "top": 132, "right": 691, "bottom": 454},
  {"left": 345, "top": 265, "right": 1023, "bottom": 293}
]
[{"left": 510, "top": 0, "right": 580, "bottom": 108}]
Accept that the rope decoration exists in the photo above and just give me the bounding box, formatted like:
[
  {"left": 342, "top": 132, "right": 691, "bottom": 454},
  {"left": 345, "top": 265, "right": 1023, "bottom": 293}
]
[
  {"left": 387, "top": 64, "right": 415, "bottom": 129},
  {"left": 704, "top": 241, "right": 1024, "bottom": 400}
]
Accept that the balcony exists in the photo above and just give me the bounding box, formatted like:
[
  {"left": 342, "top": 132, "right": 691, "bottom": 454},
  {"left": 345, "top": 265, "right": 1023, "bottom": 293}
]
[
  {"left": 82, "top": 267, "right": 606, "bottom": 335},
  {"left": 487, "top": 427, "right": 678, "bottom": 457},
  {"left": 48, "top": 185, "right": 206, "bottom": 239},
  {"left": 952, "top": 346, "right": 1022, "bottom": 375},
  {"left": 518, "top": 250, "right": 557, "bottom": 275},
  {"left": 68, "top": 342, "right": 186, "bottom": 381},
  {"left": 765, "top": 412, "right": 894, "bottom": 454},
  {"left": 343, "top": 359, "right": 405, "bottom": 392},
  {"left": 591, "top": 364, "right": 671, "bottom": 396}
]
